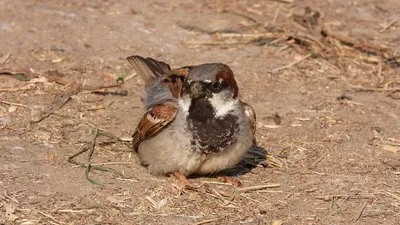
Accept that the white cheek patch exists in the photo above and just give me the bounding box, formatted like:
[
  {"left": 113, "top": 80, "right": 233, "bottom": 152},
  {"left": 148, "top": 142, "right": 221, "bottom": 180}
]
[
  {"left": 178, "top": 98, "right": 191, "bottom": 115},
  {"left": 209, "top": 94, "right": 239, "bottom": 118}
]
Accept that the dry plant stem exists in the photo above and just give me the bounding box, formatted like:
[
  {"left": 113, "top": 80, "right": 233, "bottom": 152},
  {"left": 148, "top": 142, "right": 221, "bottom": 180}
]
[
  {"left": 124, "top": 72, "right": 137, "bottom": 81},
  {"left": 272, "top": 0, "right": 294, "bottom": 3},
  {"left": 350, "top": 85, "right": 400, "bottom": 92},
  {"left": 272, "top": 7, "right": 281, "bottom": 25},
  {"left": 176, "top": 22, "right": 215, "bottom": 34},
  {"left": 67, "top": 127, "right": 126, "bottom": 185},
  {"left": 271, "top": 53, "right": 312, "bottom": 73},
  {"left": 0, "top": 99, "right": 32, "bottom": 109},
  {"left": 0, "top": 86, "right": 32, "bottom": 92},
  {"left": 81, "top": 83, "right": 124, "bottom": 92},
  {"left": 56, "top": 209, "right": 94, "bottom": 213},
  {"left": 238, "top": 184, "right": 281, "bottom": 193},
  {"left": 31, "top": 82, "right": 82, "bottom": 123},
  {"left": 34, "top": 209, "right": 65, "bottom": 225},
  {"left": 186, "top": 40, "right": 251, "bottom": 45},
  {"left": 0, "top": 52, "right": 10, "bottom": 64},
  {"left": 3, "top": 191, "right": 19, "bottom": 203},
  {"left": 218, "top": 32, "right": 277, "bottom": 38},
  {"left": 226, "top": 10, "right": 260, "bottom": 25},
  {"left": 380, "top": 19, "right": 398, "bottom": 32},
  {"left": 192, "top": 218, "right": 220, "bottom": 225},
  {"left": 89, "top": 162, "right": 132, "bottom": 166},
  {"left": 355, "top": 201, "right": 368, "bottom": 221},
  {"left": 382, "top": 191, "right": 400, "bottom": 201},
  {"left": 322, "top": 26, "right": 388, "bottom": 55}
]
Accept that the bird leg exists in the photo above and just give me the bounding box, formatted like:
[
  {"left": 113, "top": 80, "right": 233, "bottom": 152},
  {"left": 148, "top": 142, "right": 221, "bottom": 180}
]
[
  {"left": 217, "top": 176, "right": 242, "bottom": 186},
  {"left": 172, "top": 171, "right": 201, "bottom": 189}
]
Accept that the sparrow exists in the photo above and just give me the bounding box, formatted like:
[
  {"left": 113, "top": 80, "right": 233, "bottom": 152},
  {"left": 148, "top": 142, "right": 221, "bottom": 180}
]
[{"left": 127, "top": 55, "right": 256, "bottom": 184}]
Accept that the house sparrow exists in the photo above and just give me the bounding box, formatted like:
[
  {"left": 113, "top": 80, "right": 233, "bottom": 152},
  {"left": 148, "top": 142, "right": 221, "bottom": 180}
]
[{"left": 127, "top": 55, "right": 256, "bottom": 184}]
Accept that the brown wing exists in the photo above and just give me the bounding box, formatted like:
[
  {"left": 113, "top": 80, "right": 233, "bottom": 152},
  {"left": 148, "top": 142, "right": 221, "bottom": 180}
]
[
  {"left": 126, "top": 55, "right": 171, "bottom": 87},
  {"left": 160, "top": 67, "right": 192, "bottom": 99},
  {"left": 241, "top": 101, "right": 256, "bottom": 135},
  {"left": 132, "top": 103, "right": 178, "bottom": 151}
]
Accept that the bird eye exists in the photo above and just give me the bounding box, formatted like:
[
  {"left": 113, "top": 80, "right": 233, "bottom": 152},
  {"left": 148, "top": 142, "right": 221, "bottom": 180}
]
[{"left": 211, "top": 81, "right": 225, "bottom": 92}]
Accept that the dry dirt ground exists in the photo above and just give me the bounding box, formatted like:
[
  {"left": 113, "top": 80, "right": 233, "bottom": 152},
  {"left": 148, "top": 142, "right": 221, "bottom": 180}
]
[{"left": 1, "top": 0, "right": 400, "bottom": 224}]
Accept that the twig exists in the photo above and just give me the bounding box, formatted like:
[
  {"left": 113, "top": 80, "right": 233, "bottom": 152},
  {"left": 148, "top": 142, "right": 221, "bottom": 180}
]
[
  {"left": 200, "top": 181, "right": 232, "bottom": 185},
  {"left": 120, "top": 137, "right": 133, "bottom": 142},
  {"left": 68, "top": 148, "right": 111, "bottom": 184},
  {"left": 272, "top": 7, "right": 281, "bottom": 25},
  {"left": 0, "top": 99, "right": 32, "bottom": 109},
  {"left": 271, "top": 53, "right": 312, "bottom": 73},
  {"left": 322, "top": 26, "right": 388, "bottom": 56},
  {"left": 82, "top": 83, "right": 123, "bottom": 91},
  {"left": 272, "top": 0, "right": 294, "bottom": 3},
  {"left": 34, "top": 209, "right": 65, "bottom": 225},
  {"left": 0, "top": 86, "right": 32, "bottom": 92},
  {"left": 0, "top": 52, "right": 10, "bottom": 65},
  {"left": 31, "top": 82, "right": 82, "bottom": 123},
  {"left": 0, "top": 70, "right": 32, "bottom": 81},
  {"left": 128, "top": 212, "right": 202, "bottom": 219},
  {"left": 124, "top": 72, "right": 137, "bottom": 82},
  {"left": 354, "top": 201, "right": 368, "bottom": 221},
  {"left": 218, "top": 32, "right": 280, "bottom": 39},
  {"left": 115, "top": 177, "right": 138, "bottom": 182},
  {"left": 186, "top": 40, "right": 251, "bottom": 45},
  {"left": 192, "top": 218, "right": 220, "bottom": 225},
  {"left": 256, "top": 190, "right": 285, "bottom": 193},
  {"left": 86, "top": 127, "right": 102, "bottom": 186},
  {"left": 381, "top": 191, "right": 400, "bottom": 202},
  {"left": 380, "top": 19, "right": 398, "bottom": 32},
  {"left": 317, "top": 194, "right": 374, "bottom": 201},
  {"left": 349, "top": 85, "right": 400, "bottom": 92},
  {"left": 68, "top": 127, "right": 128, "bottom": 186},
  {"left": 84, "top": 122, "right": 132, "bottom": 143},
  {"left": 89, "top": 161, "right": 132, "bottom": 166},
  {"left": 226, "top": 10, "right": 260, "bottom": 25},
  {"left": 377, "top": 61, "right": 383, "bottom": 84},
  {"left": 238, "top": 184, "right": 281, "bottom": 193},
  {"left": 44, "top": 70, "right": 124, "bottom": 91},
  {"left": 176, "top": 22, "right": 215, "bottom": 34},
  {"left": 56, "top": 209, "right": 94, "bottom": 213},
  {"left": 3, "top": 191, "right": 20, "bottom": 203}
]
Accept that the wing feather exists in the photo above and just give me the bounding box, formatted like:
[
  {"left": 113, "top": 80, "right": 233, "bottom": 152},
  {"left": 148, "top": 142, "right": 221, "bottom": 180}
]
[
  {"left": 132, "top": 103, "right": 178, "bottom": 151},
  {"left": 241, "top": 101, "right": 256, "bottom": 135}
]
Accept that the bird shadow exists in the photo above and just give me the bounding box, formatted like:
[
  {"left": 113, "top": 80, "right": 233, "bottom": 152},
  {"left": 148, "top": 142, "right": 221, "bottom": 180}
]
[
  {"left": 189, "top": 144, "right": 269, "bottom": 180},
  {"left": 223, "top": 144, "right": 269, "bottom": 177}
]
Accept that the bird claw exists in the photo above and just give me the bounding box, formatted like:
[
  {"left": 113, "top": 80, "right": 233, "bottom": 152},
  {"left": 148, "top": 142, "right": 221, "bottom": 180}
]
[
  {"left": 217, "top": 176, "right": 242, "bottom": 186},
  {"left": 172, "top": 171, "right": 201, "bottom": 189}
]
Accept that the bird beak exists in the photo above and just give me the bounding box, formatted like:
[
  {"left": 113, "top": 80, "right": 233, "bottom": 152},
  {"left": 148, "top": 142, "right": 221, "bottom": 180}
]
[{"left": 189, "top": 81, "right": 205, "bottom": 99}]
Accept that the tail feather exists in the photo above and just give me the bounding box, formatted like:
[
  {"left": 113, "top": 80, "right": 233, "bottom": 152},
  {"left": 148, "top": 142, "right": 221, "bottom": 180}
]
[{"left": 126, "top": 55, "right": 171, "bottom": 86}]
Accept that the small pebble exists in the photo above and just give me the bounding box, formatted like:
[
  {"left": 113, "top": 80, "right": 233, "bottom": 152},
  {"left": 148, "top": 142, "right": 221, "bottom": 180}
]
[{"left": 8, "top": 106, "right": 17, "bottom": 113}]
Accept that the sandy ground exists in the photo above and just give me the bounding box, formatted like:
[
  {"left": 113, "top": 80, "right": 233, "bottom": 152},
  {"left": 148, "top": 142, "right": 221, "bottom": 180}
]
[{"left": 1, "top": 0, "right": 400, "bottom": 224}]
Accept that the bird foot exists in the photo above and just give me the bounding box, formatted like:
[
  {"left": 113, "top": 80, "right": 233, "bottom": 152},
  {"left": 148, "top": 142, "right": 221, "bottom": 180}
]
[
  {"left": 217, "top": 176, "right": 242, "bottom": 186},
  {"left": 172, "top": 171, "right": 201, "bottom": 189}
]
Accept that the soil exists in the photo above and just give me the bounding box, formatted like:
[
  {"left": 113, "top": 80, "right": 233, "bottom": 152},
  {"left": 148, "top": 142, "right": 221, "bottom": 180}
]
[{"left": 1, "top": 0, "right": 400, "bottom": 224}]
